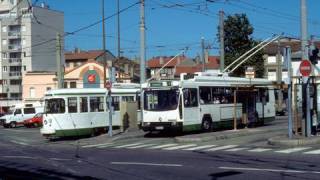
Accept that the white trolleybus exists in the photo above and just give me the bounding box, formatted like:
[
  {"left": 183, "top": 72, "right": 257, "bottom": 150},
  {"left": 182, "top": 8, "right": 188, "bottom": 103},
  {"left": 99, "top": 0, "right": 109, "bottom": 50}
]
[
  {"left": 141, "top": 72, "right": 276, "bottom": 132},
  {"left": 40, "top": 83, "right": 140, "bottom": 138}
]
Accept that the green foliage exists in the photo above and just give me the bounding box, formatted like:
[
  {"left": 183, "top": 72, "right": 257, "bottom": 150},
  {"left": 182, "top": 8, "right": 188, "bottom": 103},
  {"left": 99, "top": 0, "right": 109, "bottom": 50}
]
[{"left": 218, "top": 13, "right": 265, "bottom": 78}]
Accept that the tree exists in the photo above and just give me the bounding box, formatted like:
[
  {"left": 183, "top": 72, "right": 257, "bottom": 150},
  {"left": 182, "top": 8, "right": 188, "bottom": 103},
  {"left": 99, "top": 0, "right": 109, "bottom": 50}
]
[{"left": 218, "top": 13, "right": 264, "bottom": 78}]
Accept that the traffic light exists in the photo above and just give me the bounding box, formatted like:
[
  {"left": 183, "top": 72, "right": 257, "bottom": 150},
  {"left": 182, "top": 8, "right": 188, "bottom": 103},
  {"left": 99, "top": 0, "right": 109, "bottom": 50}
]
[{"left": 310, "top": 47, "right": 319, "bottom": 64}]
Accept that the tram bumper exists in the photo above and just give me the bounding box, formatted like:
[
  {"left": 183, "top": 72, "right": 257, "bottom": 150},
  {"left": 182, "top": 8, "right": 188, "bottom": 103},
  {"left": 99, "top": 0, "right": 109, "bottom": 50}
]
[
  {"left": 40, "top": 127, "right": 56, "bottom": 137},
  {"left": 141, "top": 122, "right": 182, "bottom": 132}
]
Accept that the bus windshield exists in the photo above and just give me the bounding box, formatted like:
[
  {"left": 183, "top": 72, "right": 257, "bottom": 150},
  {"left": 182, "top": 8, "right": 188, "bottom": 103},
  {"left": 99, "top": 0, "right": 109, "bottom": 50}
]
[
  {"left": 45, "top": 98, "right": 65, "bottom": 114},
  {"left": 144, "top": 89, "right": 179, "bottom": 111}
]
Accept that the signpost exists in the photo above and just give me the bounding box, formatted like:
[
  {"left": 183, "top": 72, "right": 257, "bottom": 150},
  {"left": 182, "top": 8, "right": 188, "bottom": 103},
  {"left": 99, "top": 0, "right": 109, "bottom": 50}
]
[{"left": 300, "top": 59, "right": 312, "bottom": 137}]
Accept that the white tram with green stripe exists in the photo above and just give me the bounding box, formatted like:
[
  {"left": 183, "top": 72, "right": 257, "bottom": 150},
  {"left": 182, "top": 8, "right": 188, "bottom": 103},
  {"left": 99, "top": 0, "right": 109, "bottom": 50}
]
[
  {"left": 141, "top": 73, "right": 276, "bottom": 132},
  {"left": 40, "top": 84, "right": 139, "bottom": 138}
]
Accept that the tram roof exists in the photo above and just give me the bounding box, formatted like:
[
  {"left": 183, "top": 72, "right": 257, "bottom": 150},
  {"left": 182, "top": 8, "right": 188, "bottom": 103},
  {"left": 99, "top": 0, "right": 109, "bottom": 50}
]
[{"left": 45, "top": 88, "right": 107, "bottom": 96}]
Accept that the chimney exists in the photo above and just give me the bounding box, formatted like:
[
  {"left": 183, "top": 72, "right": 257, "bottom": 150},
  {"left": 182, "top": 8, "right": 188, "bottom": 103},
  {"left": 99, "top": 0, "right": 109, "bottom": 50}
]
[
  {"left": 159, "top": 56, "right": 164, "bottom": 65},
  {"left": 205, "top": 50, "right": 209, "bottom": 64}
]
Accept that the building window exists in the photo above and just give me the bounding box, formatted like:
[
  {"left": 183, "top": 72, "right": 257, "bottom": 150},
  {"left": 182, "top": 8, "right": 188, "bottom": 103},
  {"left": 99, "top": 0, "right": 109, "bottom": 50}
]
[
  {"left": 2, "top": 39, "right": 7, "bottom": 45},
  {"left": 1, "top": 26, "right": 6, "bottom": 33},
  {"left": 70, "top": 82, "right": 76, "bottom": 88},
  {"left": 3, "top": 66, "right": 7, "bottom": 72},
  {"left": 10, "top": 79, "right": 21, "bottom": 85},
  {"left": 2, "top": 53, "right": 8, "bottom": 58},
  {"left": 46, "top": 87, "right": 51, "bottom": 91},
  {"left": 23, "top": 66, "right": 26, "bottom": 71},
  {"left": 64, "top": 82, "right": 68, "bottom": 88},
  {"left": 29, "top": 87, "right": 35, "bottom": 98},
  {"left": 3, "top": 80, "right": 7, "bottom": 85}
]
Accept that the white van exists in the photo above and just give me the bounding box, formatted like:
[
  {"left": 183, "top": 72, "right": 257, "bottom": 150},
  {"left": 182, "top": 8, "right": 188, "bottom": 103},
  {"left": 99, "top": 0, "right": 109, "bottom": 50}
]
[{"left": 0, "top": 103, "right": 44, "bottom": 128}]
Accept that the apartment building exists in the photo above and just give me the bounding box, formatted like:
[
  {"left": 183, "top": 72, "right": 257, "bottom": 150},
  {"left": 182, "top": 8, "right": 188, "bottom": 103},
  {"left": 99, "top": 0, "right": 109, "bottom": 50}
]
[{"left": 0, "top": 0, "right": 63, "bottom": 111}]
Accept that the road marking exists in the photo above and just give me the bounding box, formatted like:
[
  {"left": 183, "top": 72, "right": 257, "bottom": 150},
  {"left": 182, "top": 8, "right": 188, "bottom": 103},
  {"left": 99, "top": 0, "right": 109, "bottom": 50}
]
[
  {"left": 303, "top": 149, "right": 320, "bottom": 155},
  {"left": 127, "top": 144, "right": 157, "bottom": 149},
  {"left": 206, "top": 145, "right": 238, "bottom": 151},
  {"left": 10, "top": 140, "right": 28, "bottom": 146},
  {"left": 114, "top": 143, "right": 144, "bottom": 148},
  {"left": 163, "top": 144, "right": 197, "bottom": 150},
  {"left": 275, "top": 147, "right": 311, "bottom": 154},
  {"left": 183, "top": 145, "right": 217, "bottom": 151},
  {"left": 96, "top": 144, "right": 115, "bottom": 148},
  {"left": 2, "top": 156, "right": 37, "bottom": 160},
  {"left": 82, "top": 143, "right": 113, "bottom": 148},
  {"left": 111, "top": 162, "right": 182, "bottom": 167},
  {"left": 49, "top": 158, "right": 72, "bottom": 161},
  {"left": 219, "top": 166, "right": 320, "bottom": 174},
  {"left": 148, "top": 144, "right": 178, "bottom": 149},
  {"left": 225, "top": 147, "right": 249, "bottom": 152},
  {"left": 248, "top": 148, "right": 272, "bottom": 152}
]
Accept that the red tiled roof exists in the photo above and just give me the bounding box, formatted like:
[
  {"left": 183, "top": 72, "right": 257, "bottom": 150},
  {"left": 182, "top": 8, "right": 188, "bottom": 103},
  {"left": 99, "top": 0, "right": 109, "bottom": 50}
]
[
  {"left": 65, "top": 50, "right": 104, "bottom": 61},
  {"left": 147, "top": 56, "right": 187, "bottom": 68},
  {"left": 174, "top": 56, "right": 220, "bottom": 76}
]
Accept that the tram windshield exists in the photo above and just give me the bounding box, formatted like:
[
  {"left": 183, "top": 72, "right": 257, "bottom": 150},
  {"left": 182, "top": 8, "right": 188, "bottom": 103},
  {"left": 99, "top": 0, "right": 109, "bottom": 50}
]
[
  {"left": 144, "top": 89, "right": 179, "bottom": 111},
  {"left": 45, "top": 98, "right": 65, "bottom": 114}
]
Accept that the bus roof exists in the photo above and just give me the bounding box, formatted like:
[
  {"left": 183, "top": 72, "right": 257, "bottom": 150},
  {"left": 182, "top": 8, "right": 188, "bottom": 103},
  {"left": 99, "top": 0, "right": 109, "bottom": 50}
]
[{"left": 45, "top": 88, "right": 108, "bottom": 96}]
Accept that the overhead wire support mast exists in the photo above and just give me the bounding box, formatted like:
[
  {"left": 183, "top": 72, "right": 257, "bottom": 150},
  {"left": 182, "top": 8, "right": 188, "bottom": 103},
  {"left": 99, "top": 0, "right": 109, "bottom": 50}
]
[{"left": 227, "top": 34, "right": 282, "bottom": 74}]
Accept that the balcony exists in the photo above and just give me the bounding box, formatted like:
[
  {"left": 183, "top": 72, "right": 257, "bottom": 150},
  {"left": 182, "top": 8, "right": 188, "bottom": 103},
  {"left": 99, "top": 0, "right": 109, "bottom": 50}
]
[
  {"left": 9, "top": 72, "right": 22, "bottom": 77},
  {"left": 8, "top": 58, "right": 22, "bottom": 65},
  {"left": 8, "top": 31, "right": 21, "bottom": 39},
  {"left": 8, "top": 45, "right": 21, "bottom": 51}
]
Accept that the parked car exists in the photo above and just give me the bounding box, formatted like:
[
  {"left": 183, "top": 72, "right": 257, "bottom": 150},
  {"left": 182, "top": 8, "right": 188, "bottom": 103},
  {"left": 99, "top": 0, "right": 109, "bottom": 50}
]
[{"left": 23, "top": 113, "right": 43, "bottom": 128}]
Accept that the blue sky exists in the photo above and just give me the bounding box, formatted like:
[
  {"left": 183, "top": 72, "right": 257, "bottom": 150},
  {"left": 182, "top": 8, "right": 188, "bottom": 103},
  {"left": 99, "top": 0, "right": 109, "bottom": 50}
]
[{"left": 39, "top": 0, "right": 320, "bottom": 60}]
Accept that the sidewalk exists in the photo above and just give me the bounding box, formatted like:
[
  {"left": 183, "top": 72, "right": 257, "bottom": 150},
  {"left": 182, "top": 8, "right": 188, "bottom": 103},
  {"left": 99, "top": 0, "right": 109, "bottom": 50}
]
[
  {"left": 174, "top": 125, "right": 286, "bottom": 143},
  {"left": 268, "top": 134, "right": 320, "bottom": 146}
]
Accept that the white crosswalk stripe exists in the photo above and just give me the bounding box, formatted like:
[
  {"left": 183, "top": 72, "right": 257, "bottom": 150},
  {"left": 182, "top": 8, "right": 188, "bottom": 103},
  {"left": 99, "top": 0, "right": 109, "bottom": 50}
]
[
  {"left": 82, "top": 143, "right": 113, "bottom": 148},
  {"left": 248, "top": 148, "right": 272, "bottom": 152},
  {"left": 97, "top": 144, "right": 115, "bottom": 148},
  {"left": 303, "top": 149, "right": 320, "bottom": 155},
  {"left": 163, "top": 144, "right": 197, "bottom": 150},
  {"left": 226, "top": 147, "right": 249, "bottom": 152},
  {"left": 148, "top": 144, "right": 178, "bottom": 149},
  {"left": 275, "top": 147, "right": 311, "bottom": 154},
  {"left": 114, "top": 143, "right": 144, "bottom": 148},
  {"left": 205, "top": 145, "right": 238, "bottom": 151},
  {"left": 183, "top": 145, "right": 217, "bottom": 151},
  {"left": 127, "top": 144, "right": 157, "bottom": 149}
]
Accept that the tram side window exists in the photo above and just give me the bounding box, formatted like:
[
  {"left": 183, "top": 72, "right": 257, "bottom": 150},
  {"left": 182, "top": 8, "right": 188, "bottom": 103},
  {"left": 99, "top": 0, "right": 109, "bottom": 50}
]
[
  {"left": 90, "top": 96, "right": 104, "bottom": 112},
  {"left": 183, "top": 88, "right": 198, "bottom": 107},
  {"left": 122, "top": 96, "right": 134, "bottom": 102},
  {"left": 257, "top": 88, "right": 269, "bottom": 103},
  {"left": 112, "top": 96, "right": 120, "bottom": 111},
  {"left": 45, "top": 98, "right": 65, "bottom": 114},
  {"left": 199, "top": 87, "right": 212, "bottom": 104},
  {"left": 68, "top": 97, "right": 78, "bottom": 113},
  {"left": 80, "top": 97, "right": 88, "bottom": 113}
]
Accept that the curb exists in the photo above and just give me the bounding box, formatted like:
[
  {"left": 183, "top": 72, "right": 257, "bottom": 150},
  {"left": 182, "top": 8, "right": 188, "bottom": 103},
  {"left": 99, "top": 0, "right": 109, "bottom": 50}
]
[
  {"left": 175, "top": 127, "right": 286, "bottom": 143},
  {"left": 268, "top": 135, "right": 320, "bottom": 146}
]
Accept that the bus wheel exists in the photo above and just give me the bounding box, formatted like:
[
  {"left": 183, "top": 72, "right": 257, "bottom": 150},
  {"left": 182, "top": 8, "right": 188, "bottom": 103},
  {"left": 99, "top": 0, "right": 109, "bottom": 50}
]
[
  {"left": 201, "top": 117, "right": 212, "bottom": 132},
  {"left": 10, "top": 122, "right": 17, "bottom": 128}
]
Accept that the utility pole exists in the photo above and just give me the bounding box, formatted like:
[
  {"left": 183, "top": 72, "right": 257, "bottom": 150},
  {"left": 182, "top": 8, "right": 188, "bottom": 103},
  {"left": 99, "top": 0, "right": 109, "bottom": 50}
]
[
  {"left": 117, "top": 0, "right": 121, "bottom": 59},
  {"left": 56, "top": 33, "right": 63, "bottom": 89},
  {"left": 219, "top": 10, "right": 225, "bottom": 73},
  {"left": 140, "top": 0, "right": 146, "bottom": 127},
  {"left": 201, "top": 37, "right": 205, "bottom": 72},
  {"left": 102, "top": 0, "right": 112, "bottom": 137},
  {"left": 284, "top": 46, "right": 293, "bottom": 139},
  {"left": 276, "top": 40, "right": 283, "bottom": 118},
  {"left": 301, "top": 0, "right": 311, "bottom": 137}
]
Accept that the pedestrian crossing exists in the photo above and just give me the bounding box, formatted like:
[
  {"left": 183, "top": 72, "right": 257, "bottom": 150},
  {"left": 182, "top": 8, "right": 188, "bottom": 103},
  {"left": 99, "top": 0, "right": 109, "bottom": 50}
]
[{"left": 82, "top": 142, "right": 320, "bottom": 155}]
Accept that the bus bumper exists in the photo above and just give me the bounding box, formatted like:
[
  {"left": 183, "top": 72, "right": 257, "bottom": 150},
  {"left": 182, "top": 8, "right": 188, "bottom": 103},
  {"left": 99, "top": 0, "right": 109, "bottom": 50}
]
[{"left": 141, "top": 122, "right": 182, "bottom": 132}]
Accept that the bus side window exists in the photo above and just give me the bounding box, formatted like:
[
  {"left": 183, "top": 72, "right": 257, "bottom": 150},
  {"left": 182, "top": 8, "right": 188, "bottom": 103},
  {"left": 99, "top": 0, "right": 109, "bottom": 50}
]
[
  {"left": 80, "top": 97, "right": 88, "bottom": 113},
  {"left": 14, "top": 109, "right": 22, "bottom": 115},
  {"left": 68, "top": 97, "right": 78, "bottom": 113},
  {"left": 199, "top": 87, "right": 212, "bottom": 104},
  {"left": 183, "top": 88, "right": 198, "bottom": 107}
]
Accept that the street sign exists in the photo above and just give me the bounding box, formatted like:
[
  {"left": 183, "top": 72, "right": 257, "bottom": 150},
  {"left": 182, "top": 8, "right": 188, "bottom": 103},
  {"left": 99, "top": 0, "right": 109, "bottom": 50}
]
[
  {"left": 105, "top": 81, "right": 112, "bottom": 90},
  {"left": 299, "top": 60, "right": 312, "bottom": 77}
]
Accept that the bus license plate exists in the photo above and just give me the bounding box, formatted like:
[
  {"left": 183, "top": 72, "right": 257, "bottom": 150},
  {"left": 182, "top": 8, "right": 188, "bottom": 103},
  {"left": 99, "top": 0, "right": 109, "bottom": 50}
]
[{"left": 155, "top": 126, "right": 164, "bottom": 130}]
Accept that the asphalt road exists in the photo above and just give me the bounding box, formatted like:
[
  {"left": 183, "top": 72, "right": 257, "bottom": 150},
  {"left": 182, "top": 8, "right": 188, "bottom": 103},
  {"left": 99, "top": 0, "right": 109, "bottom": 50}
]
[{"left": 0, "top": 116, "right": 319, "bottom": 179}]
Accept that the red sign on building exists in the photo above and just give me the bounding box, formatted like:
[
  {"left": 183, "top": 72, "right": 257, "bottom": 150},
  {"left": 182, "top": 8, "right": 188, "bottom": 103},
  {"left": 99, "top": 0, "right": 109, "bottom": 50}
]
[{"left": 88, "top": 74, "right": 96, "bottom": 83}]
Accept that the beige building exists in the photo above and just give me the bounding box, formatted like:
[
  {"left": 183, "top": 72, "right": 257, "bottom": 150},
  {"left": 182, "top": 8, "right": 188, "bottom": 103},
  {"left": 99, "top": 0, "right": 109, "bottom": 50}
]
[{"left": 22, "top": 61, "right": 131, "bottom": 103}]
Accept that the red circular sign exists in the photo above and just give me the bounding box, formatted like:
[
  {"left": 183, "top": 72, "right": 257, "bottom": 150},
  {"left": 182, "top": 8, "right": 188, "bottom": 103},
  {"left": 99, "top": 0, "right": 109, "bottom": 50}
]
[
  {"left": 299, "top": 60, "right": 312, "bottom": 77},
  {"left": 88, "top": 74, "right": 96, "bottom": 83},
  {"left": 105, "top": 81, "right": 112, "bottom": 90}
]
